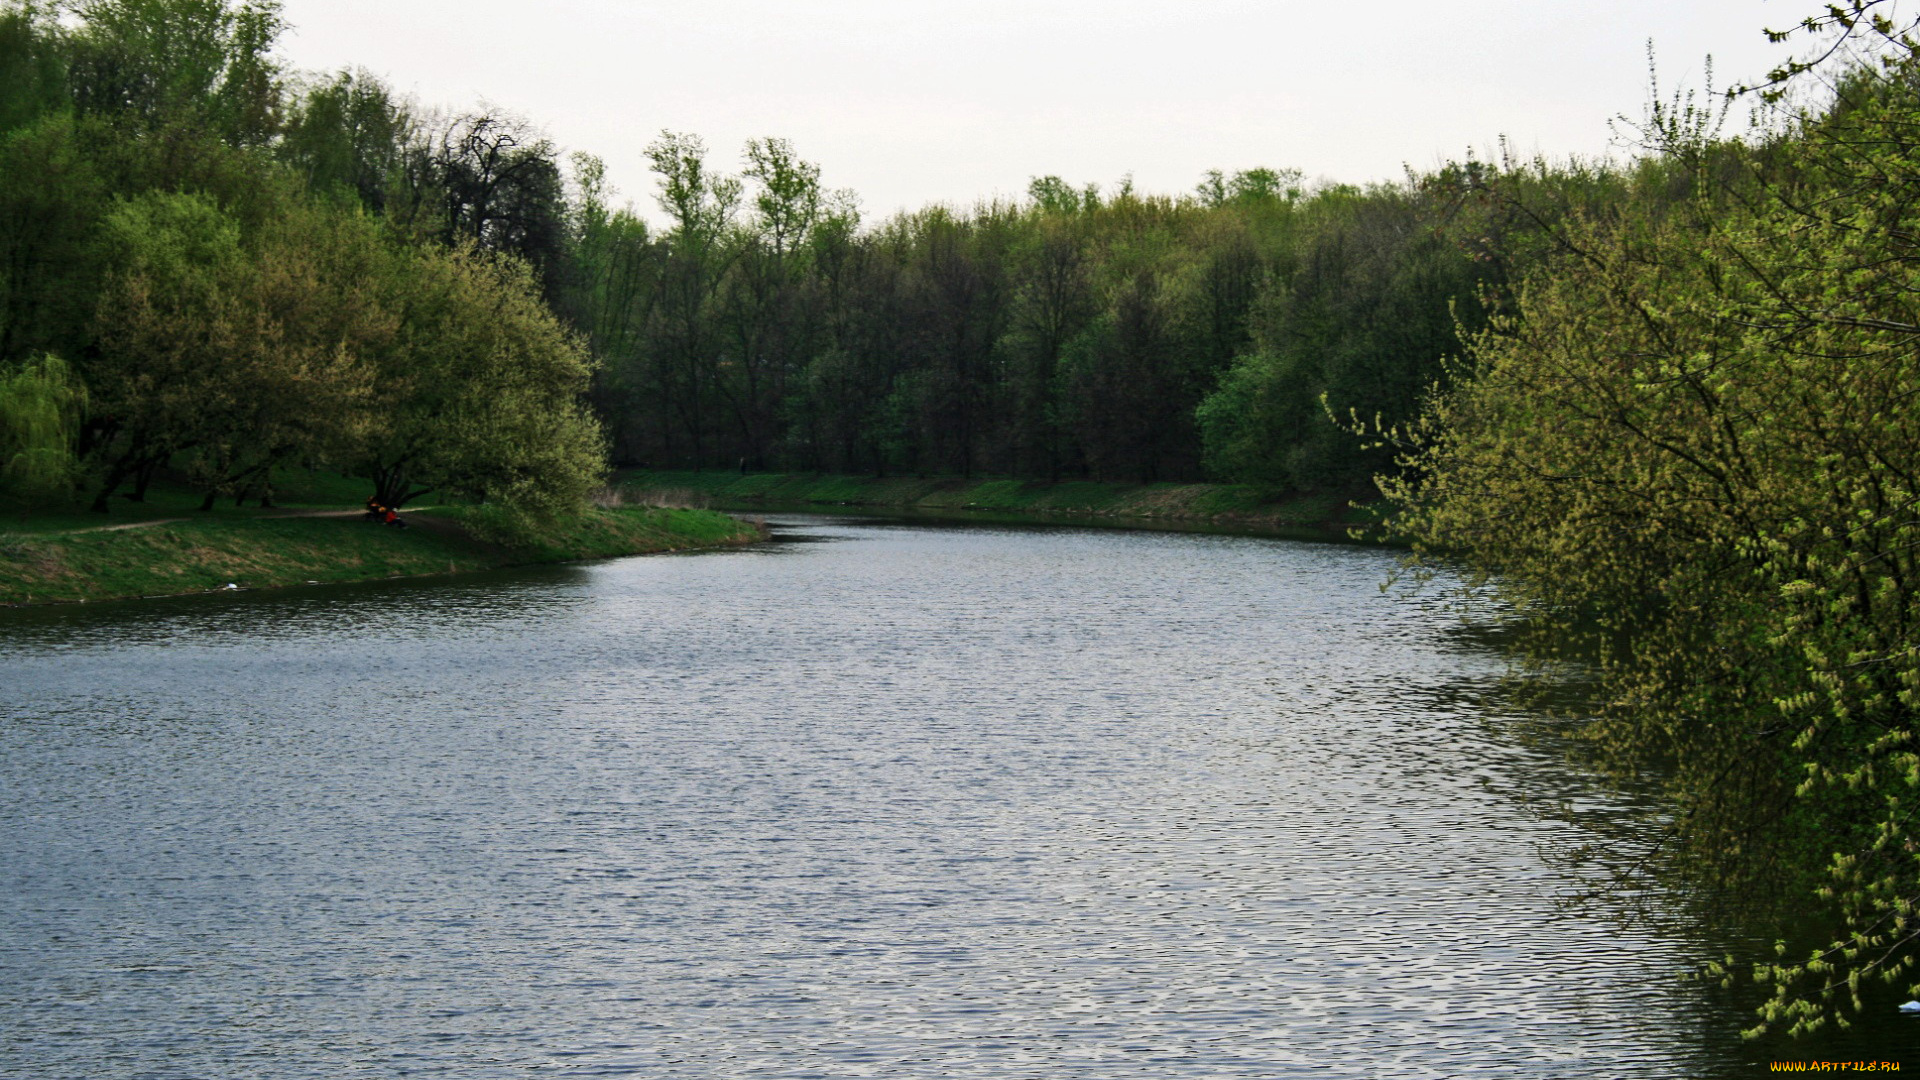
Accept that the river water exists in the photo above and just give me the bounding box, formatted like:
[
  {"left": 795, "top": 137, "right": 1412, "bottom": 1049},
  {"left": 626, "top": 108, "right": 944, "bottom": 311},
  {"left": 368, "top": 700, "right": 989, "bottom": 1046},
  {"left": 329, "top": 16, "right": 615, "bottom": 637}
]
[{"left": 1, "top": 514, "right": 1911, "bottom": 1077}]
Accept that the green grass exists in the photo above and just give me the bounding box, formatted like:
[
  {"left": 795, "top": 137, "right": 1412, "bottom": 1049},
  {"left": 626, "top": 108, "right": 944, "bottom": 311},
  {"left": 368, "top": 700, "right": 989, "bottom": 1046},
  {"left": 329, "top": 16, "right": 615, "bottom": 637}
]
[
  {"left": 0, "top": 494, "right": 762, "bottom": 607},
  {"left": 0, "top": 465, "right": 424, "bottom": 534},
  {"left": 618, "top": 469, "right": 1386, "bottom": 532},
  {"left": 450, "top": 504, "right": 762, "bottom": 564}
]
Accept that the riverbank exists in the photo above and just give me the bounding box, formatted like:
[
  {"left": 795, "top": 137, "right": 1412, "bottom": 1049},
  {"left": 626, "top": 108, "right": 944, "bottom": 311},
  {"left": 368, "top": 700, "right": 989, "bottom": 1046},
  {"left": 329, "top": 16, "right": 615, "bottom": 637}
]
[
  {"left": 0, "top": 504, "right": 763, "bottom": 607},
  {"left": 619, "top": 469, "right": 1386, "bottom": 535}
]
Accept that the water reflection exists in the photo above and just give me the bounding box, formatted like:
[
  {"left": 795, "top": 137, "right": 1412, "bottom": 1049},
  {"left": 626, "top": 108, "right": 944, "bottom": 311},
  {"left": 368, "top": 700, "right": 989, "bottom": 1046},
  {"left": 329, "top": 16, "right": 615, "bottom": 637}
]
[
  {"left": 0, "top": 514, "right": 1910, "bottom": 1076},
  {"left": 0, "top": 563, "right": 601, "bottom": 650}
]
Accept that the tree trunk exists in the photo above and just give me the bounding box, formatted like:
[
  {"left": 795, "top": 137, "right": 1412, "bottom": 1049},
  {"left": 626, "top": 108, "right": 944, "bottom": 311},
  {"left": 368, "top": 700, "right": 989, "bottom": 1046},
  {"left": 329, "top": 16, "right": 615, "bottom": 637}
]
[
  {"left": 89, "top": 455, "right": 138, "bottom": 513},
  {"left": 128, "top": 457, "right": 161, "bottom": 502}
]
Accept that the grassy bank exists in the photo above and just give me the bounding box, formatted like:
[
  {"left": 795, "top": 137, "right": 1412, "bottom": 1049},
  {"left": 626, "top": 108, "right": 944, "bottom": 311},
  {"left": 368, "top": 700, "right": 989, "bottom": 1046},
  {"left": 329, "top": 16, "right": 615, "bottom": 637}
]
[
  {"left": 620, "top": 469, "right": 1383, "bottom": 533},
  {"left": 0, "top": 492, "right": 762, "bottom": 607}
]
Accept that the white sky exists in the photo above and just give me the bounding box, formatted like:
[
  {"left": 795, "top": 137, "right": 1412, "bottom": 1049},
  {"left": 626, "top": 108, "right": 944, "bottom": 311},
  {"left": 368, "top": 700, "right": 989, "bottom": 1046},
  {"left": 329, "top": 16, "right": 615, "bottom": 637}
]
[{"left": 269, "top": 0, "right": 1811, "bottom": 223}]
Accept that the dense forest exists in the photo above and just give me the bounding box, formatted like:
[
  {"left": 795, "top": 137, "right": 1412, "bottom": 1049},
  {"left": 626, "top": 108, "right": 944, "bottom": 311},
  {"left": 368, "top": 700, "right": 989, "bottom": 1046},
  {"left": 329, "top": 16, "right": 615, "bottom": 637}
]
[
  {"left": 4, "top": 0, "right": 1920, "bottom": 1039},
  {"left": 574, "top": 151, "right": 1502, "bottom": 490}
]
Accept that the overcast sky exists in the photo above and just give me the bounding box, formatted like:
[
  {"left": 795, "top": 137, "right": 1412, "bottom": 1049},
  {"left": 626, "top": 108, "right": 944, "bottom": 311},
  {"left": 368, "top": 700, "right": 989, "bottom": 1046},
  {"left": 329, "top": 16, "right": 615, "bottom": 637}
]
[{"left": 269, "top": 0, "right": 1809, "bottom": 223}]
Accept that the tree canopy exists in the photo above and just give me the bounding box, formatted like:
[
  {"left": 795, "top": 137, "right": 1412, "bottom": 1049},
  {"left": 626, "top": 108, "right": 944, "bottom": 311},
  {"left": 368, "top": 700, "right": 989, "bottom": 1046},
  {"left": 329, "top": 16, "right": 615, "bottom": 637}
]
[{"left": 0, "top": 0, "right": 603, "bottom": 524}]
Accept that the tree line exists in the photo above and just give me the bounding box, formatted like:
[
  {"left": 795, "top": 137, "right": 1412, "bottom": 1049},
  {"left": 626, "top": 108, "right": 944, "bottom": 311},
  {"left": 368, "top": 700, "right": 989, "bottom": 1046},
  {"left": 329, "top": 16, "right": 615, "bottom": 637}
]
[
  {"left": 0, "top": 0, "right": 1543, "bottom": 519},
  {"left": 572, "top": 146, "right": 1507, "bottom": 492}
]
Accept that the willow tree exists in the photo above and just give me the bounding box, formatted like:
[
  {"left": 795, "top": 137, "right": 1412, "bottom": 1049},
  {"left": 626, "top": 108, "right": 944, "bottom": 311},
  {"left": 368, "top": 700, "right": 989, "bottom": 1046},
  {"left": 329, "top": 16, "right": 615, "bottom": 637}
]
[{"left": 0, "top": 352, "right": 84, "bottom": 502}]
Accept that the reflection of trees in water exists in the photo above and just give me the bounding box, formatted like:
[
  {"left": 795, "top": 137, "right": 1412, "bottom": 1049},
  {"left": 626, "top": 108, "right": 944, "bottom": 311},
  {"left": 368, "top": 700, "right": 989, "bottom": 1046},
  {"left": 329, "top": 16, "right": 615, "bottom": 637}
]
[
  {"left": 0, "top": 563, "right": 598, "bottom": 651},
  {"left": 1416, "top": 565, "right": 1920, "bottom": 1056}
]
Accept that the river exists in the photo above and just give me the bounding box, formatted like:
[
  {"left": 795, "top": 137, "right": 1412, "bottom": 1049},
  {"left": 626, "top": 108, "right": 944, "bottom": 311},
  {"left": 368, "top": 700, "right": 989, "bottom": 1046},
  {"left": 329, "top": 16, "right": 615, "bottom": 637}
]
[{"left": 1, "top": 513, "right": 1911, "bottom": 1076}]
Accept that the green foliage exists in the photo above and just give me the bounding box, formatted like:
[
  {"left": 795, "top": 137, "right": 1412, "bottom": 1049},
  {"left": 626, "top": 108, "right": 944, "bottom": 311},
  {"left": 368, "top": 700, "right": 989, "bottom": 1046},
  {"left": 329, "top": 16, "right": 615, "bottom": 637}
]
[
  {"left": 353, "top": 241, "right": 604, "bottom": 528},
  {"left": 1196, "top": 350, "right": 1313, "bottom": 489},
  {"left": 0, "top": 3, "right": 66, "bottom": 135},
  {"left": 0, "top": 352, "right": 84, "bottom": 501},
  {"left": 0, "top": 113, "right": 109, "bottom": 361},
  {"left": 1193, "top": 189, "right": 1491, "bottom": 490},
  {"left": 277, "top": 69, "right": 410, "bottom": 210},
  {"left": 646, "top": 130, "right": 740, "bottom": 245},
  {"left": 582, "top": 140, "right": 1492, "bottom": 489},
  {"left": 66, "top": 0, "right": 285, "bottom": 145},
  {"left": 1386, "top": 45, "right": 1920, "bottom": 1036},
  {"left": 1028, "top": 174, "right": 1100, "bottom": 215},
  {"left": 744, "top": 136, "right": 822, "bottom": 259},
  {"left": 1195, "top": 166, "right": 1303, "bottom": 207},
  {"left": 0, "top": 0, "right": 611, "bottom": 528},
  {"left": 86, "top": 187, "right": 382, "bottom": 506}
]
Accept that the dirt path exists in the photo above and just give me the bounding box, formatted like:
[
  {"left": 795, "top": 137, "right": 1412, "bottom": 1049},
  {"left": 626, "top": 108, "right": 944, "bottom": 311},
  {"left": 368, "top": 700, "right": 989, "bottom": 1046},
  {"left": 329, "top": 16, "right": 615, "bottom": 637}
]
[
  {"left": 7, "top": 506, "right": 485, "bottom": 551},
  {"left": 263, "top": 509, "right": 364, "bottom": 520},
  {"left": 58, "top": 517, "right": 188, "bottom": 534},
  {"left": 47, "top": 507, "right": 367, "bottom": 536}
]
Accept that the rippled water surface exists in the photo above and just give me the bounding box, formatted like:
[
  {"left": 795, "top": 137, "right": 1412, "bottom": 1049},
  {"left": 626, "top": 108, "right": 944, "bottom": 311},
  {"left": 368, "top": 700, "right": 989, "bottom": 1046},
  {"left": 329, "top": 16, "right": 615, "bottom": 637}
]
[{"left": 3, "top": 515, "right": 1911, "bottom": 1077}]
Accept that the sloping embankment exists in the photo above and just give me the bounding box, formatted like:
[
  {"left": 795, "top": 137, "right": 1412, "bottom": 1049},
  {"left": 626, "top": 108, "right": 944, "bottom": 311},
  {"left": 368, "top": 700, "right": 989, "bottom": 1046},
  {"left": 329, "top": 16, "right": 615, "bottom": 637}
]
[
  {"left": 621, "top": 470, "right": 1384, "bottom": 533},
  {"left": 0, "top": 506, "right": 761, "bottom": 607}
]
